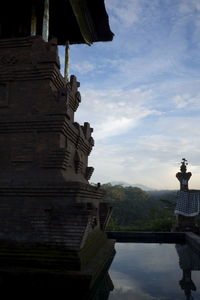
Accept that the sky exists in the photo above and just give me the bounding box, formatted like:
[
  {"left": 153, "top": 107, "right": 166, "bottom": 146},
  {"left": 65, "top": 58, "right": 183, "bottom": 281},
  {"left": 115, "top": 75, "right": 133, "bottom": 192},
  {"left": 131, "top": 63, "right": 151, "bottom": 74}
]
[{"left": 59, "top": 0, "right": 200, "bottom": 190}]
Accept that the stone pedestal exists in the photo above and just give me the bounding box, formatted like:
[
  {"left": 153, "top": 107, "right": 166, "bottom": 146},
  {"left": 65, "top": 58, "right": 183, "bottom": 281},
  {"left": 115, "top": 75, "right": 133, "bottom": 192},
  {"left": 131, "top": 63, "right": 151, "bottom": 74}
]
[{"left": 172, "top": 215, "right": 199, "bottom": 234}]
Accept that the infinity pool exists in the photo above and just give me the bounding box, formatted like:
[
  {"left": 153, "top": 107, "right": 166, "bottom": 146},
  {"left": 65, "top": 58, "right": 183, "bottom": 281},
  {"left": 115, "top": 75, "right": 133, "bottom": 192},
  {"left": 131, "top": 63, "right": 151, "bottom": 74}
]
[{"left": 108, "top": 243, "right": 200, "bottom": 299}]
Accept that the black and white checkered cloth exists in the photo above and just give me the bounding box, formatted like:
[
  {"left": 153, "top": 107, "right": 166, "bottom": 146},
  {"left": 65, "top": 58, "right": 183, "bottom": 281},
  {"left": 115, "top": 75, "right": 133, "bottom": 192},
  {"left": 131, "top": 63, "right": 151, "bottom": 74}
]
[{"left": 175, "top": 190, "right": 200, "bottom": 217}]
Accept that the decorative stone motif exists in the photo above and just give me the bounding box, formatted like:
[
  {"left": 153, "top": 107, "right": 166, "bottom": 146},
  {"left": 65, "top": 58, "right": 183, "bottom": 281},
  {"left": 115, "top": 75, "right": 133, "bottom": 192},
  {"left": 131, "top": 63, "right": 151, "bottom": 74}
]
[
  {"left": 0, "top": 55, "right": 18, "bottom": 65},
  {"left": 74, "top": 150, "right": 84, "bottom": 174},
  {"left": 67, "top": 75, "right": 81, "bottom": 112},
  {"left": 176, "top": 158, "right": 192, "bottom": 191},
  {"left": 85, "top": 167, "right": 94, "bottom": 180}
]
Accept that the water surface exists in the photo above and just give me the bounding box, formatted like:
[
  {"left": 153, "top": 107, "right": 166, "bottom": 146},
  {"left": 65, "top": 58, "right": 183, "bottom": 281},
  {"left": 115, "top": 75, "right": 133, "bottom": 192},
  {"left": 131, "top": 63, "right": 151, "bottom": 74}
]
[{"left": 108, "top": 243, "right": 200, "bottom": 300}]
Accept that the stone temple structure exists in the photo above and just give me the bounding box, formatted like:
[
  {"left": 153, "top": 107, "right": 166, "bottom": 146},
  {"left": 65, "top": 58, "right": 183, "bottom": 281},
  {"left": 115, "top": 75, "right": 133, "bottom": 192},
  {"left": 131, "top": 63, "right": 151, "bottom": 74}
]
[
  {"left": 0, "top": 0, "right": 115, "bottom": 295},
  {"left": 173, "top": 159, "right": 200, "bottom": 233}
]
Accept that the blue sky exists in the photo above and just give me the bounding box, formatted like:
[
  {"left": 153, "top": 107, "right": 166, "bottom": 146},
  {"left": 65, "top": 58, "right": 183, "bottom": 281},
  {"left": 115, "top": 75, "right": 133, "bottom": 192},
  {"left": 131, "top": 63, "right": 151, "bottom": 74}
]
[{"left": 59, "top": 0, "right": 200, "bottom": 190}]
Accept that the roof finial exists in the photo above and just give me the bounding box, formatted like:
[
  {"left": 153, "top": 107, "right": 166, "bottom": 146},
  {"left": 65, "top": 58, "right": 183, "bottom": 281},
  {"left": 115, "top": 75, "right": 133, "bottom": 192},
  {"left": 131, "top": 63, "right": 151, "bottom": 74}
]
[{"left": 180, "top": 158, "right": 188, "bottom": 174}]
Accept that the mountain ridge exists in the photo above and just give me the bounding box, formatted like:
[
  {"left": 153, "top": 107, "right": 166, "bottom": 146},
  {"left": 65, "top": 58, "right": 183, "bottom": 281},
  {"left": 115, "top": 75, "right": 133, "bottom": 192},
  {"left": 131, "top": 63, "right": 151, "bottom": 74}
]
[{"left": 108, "top": 181, "right": 153, "bottom": 191}]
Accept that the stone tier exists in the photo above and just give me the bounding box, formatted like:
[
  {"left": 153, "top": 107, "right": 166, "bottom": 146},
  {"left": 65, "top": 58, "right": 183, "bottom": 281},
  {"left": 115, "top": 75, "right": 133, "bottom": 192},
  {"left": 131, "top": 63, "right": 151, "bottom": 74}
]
[{"left": 0, "top": 36, "right": 94, "bottom": 185}]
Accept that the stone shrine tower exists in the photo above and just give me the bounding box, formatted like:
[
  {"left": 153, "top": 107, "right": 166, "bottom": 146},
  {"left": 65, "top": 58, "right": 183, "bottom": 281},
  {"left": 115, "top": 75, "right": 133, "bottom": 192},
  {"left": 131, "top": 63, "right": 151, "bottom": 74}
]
[
  {"left": 0, "top": 0, "right": 115, "bottom": 293},
  {"left": 174, "top": 159, "right": 200, "bottom": 233}
]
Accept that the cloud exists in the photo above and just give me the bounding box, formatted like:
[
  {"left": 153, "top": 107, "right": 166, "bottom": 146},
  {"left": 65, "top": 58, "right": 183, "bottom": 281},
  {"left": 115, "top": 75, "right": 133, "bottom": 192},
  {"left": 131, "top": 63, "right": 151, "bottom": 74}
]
[
  {"left": 109, "top": 286, "right": 158, "bottom": 300},
  {"left": 106, "top": 0, "right": 142, "bottom": 28},
  {"left": 179, "top": 0, "right": 200, "bottom": 14},
  {"left": 109, "top": 243, "right": 181, "bottom": 300},
  {"left": 75, "top": 87, "right": 158, "bottom": 140},
  {"left": 152, "top": 117, "right": 200, "bottom": 141},
  {"left": 95, "top": 117, "right": 133, "bottom": 140},
  {"left": 116, "top": 243, "right": 178, "bottom": 273},
  {"left": 172, "top": 94, "right": 200, "bottom": 109},
  {"left": 72, "top": 61, "right": 95, "bottom": 74},
  {"left": 88, "top": 144, "right": 127, "bottom": 184},
  {"left": 89, "top": 129, "right": 200, "bottom": 189},
  {"left": 109, "top": 270, "right": 158, "bottom": 300},
  {"left": 178, "top": 0, "right": 200, "bottom": 49},
  {"left": 105, "top": 0, "right": 200, "bottom": 89}
]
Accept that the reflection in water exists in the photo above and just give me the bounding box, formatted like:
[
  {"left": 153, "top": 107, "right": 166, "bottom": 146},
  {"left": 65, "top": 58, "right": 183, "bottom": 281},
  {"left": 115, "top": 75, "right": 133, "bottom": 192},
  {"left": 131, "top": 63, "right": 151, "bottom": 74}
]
[
  {"left": 176, "top": 244, "right": 200, "bottom": 300},
  {"left": 0, "top": 250, "right": 115, "bottom": 299},
  {"left": 0, "top": 268, "right": 114, "bottom": 299},
  {"left": 92, "top": 274, "right": 114, "bottom": 300},
  {"left": 108, "top": 243, "right": 200, "bottom": 300},
  {"left": 179, "top": 270, "right": 196, "bottom": 300},
  {"left": 5, "top": 242, "right": 200, "bottom": 299}
]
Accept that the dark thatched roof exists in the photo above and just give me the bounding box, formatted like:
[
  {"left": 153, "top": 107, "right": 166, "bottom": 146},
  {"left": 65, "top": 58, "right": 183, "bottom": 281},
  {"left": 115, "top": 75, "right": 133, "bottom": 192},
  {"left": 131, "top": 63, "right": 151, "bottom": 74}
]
[{"left": 0, "top": 0, "right": 114, "bottom": 45}]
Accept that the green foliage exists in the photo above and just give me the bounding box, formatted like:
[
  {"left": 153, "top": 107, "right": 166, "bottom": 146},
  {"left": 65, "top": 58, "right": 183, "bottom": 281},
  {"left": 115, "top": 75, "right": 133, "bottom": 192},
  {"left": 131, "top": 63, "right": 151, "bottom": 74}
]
[{"left": 102, "top": 184, "right": 177, "bottom": 232}]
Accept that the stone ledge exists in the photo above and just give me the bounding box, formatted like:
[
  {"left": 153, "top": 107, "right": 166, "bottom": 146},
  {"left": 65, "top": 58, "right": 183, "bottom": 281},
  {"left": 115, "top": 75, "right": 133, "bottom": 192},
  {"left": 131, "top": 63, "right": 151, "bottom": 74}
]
[
  {"left": 185, "top": 232, "right": 200, "bottom": 254},
  {"left": 106, "top": 231, "right": 185, "bottom": 243}
]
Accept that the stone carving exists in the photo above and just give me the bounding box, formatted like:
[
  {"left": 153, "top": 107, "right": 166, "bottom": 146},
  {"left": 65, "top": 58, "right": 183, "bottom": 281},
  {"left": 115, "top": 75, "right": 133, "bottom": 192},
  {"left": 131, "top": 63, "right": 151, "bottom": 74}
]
[
  {"left": 85, "top": 167, "right": 94, "bottom": 180},
  {"left": 81, "top": 122, "right": 93, "bottom": 140},
  {"left": 0, "top": 55, "right": 18, "bottom": 65},
  {"left": 74, "top": 150, "right": 84, "bottom": 174},
  {"left": 67, "top": 76, "right": 81, "bottom": 112},
  {"left": 176, "top": 158, "right": 192, "bottom": 191}
]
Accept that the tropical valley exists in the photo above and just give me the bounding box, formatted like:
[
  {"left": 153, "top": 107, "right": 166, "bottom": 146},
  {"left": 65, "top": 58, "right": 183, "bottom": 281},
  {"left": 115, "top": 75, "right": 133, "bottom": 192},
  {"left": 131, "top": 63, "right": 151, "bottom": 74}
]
[{"left": 102, "top": 183, "right": 200, "bottom": 231}]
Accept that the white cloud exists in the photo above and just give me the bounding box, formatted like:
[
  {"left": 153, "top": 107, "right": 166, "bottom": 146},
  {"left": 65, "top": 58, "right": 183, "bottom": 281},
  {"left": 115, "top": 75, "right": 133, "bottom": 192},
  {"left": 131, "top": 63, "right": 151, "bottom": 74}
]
[
  {"left": 72, "top": 61, "right": 95, "bottom": 74},
  {"left": 172, "top": 94, "right": 200, "bottom": 109},
  {"left": 106, "top": 0, "right": 142, "bottom": 28},
  {"left": 109, "top": 270, "right": 158, "bottom": 300},
  {"left": 109, "top": 243, "right": 181, "bottom": 300},
  {"left": 95, "top": 117, "right": 133, "bottom": 140},
  {"left": 109, "top": 285, "right": 158, "bottom": 300},
  {"left": 109, "top": 270, "right": 138, "bottom": 292},
  {"left": 76, "top": 88, "right": 157, "bottom": 140},
  {"left": 88, "top": 144, "right": 127, "bottom": 184}
]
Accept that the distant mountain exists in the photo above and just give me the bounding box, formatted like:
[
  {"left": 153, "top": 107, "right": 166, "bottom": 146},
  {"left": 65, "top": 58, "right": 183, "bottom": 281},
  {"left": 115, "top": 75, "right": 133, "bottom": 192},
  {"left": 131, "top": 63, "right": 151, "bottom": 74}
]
[{"left": 108, "top": 181, "right": 153, "bottom": 191}]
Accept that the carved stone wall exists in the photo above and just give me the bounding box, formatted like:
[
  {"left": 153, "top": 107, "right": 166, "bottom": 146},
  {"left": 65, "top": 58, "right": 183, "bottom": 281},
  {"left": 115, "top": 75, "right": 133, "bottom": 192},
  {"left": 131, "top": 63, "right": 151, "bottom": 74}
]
[
  {"left": 0, "top": 37, "right": 114, "bottom": 275},
  {"left": 0, "top": 36, "right": 94, "bottom": 186}
]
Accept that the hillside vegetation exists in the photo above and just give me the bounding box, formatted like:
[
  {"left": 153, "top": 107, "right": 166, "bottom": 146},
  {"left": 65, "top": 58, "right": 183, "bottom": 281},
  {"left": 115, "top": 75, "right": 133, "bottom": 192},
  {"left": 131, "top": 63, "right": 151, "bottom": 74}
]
[{"left": 102, "top": 184, "right": 178, "bottom": 231}]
